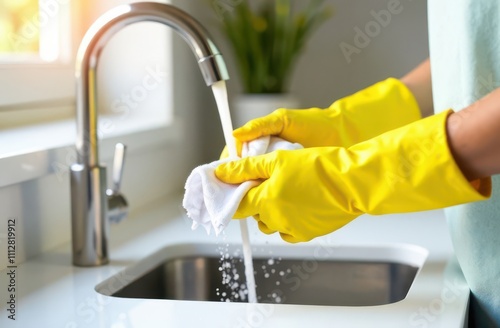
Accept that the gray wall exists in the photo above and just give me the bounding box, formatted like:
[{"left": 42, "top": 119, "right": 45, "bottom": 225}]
[
  {"left": 177, "top": 0, "right": 429, "bottom": 161},
  {"left": 291, "top": 0, "right": 429, "bottom": 107}
]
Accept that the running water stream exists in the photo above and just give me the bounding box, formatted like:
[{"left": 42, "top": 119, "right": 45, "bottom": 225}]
[{"left": 211, "top": 81, "right": 258, "bottom": 303}]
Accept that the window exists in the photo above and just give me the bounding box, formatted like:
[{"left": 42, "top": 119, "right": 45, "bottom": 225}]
[
  {"left": 0, "top": 0, "right": 71, "bottom": 62},
  {"left": 0, "top": 0, "right": 40, "bottom": 58},
  {"left": 0, "top": 0, "right": 75, "bottom": 113},
  {"left": 0, "top": 0, "right": 173, "bottom": 132}
]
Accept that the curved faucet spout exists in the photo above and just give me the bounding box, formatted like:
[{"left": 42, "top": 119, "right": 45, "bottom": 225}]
[
  {"left": 71, "top": 2, "right": 229, "bottom": 267},
  {"left": 76, "top": 2, "right": 229, "bottom": 167}
]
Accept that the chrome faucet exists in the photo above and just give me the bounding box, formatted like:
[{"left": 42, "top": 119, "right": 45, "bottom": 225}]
[{"left": 71, "top": 2, "right": 229, "bottom": 266}]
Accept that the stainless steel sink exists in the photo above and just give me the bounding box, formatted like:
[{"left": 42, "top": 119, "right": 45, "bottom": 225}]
[{"left": 96, "top": 243, "right": 427, "bottom": 307}]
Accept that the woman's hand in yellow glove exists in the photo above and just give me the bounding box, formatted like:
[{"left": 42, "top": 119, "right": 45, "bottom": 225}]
[
  {"left": 216, "top": 110, "right": 491, "bottom": 243},
  {"left": 233, "top": 78, "right": 422, "bottom": 149},
  {"left": 216, "top": 147, "right": 361, "bottom": 242}
]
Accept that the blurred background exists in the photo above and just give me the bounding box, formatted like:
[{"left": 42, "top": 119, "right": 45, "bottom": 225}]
[{"left": 174, "top": 0, "right": 429, "bottom": 160}]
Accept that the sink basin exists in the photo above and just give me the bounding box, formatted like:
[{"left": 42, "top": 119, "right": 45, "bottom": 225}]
[{"left": 96, "top": 243, "right": 427, "bottom": 306}]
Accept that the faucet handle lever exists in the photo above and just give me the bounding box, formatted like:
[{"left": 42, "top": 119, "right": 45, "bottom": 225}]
[
  {"left": 112, "top": 143, "right": 126, "bottom": 192},
  {"left": 107, "top": 143, "right": 128, "bottom": 224}
]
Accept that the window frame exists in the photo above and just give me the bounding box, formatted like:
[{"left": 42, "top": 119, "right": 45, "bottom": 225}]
[{"left": 0, "top": 0, "right": 82, "bottom": 110}]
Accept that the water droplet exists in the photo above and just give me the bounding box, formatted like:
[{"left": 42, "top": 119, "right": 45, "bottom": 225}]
[{"left": 239, "top": 290, "right": 247, "bottom": 300}]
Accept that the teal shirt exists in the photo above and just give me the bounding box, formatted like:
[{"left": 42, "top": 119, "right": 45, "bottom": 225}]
[{"left": 428, "top": 1, "right": 500, "bottom": 325}]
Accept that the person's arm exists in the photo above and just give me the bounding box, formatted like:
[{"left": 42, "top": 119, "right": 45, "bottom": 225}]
[
  {"left": 400, "top": 59, "right": 500, "bottom": 181},
  {"left": 447, "top": 87, "right": 500, "bottom": 180},
  {"left": 401, "top": 58, "right": 434, "bottom": 117}
]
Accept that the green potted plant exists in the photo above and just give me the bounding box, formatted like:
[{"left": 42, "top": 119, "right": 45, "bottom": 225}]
[{"left": 216, "top": 0, "right": 332, "bottom": 126}]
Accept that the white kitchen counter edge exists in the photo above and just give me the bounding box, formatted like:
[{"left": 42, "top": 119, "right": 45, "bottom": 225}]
[
  {"left": 0, "top": 195, "right": 469, "bottom": 328},
  {"left": 0, "top": 115, "right": 183, "bottom": 188}
]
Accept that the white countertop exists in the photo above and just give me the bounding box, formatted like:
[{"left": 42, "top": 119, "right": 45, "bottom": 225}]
[{"left": 0, "top": 196, "right": 469, "bottom": 328}]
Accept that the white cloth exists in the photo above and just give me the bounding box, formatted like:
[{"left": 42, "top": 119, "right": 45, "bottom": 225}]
[{"left": 182, "top": 136, "right": 303, "bottom": 236}]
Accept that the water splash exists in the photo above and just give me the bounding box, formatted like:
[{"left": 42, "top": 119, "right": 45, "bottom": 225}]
[{"left": 211, "top": 81, "right": 257, "bottom": 303}]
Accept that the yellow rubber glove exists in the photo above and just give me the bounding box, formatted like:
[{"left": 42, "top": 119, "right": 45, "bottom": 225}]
[
  {"left": 215, "top": 110, "right": 491, "bottom": 243},
  {"left": 233, "top": 78, "right": 422, "bottom": 149}
]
